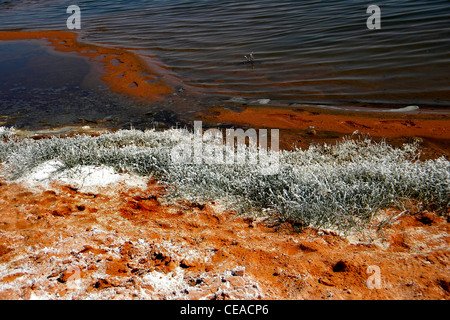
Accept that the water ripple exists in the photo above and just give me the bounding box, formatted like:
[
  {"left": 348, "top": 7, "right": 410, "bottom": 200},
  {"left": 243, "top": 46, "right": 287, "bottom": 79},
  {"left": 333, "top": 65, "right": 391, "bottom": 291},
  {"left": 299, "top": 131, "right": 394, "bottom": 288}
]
[{"left": 0, "top": 0, "right": 449, "bottom": 107}]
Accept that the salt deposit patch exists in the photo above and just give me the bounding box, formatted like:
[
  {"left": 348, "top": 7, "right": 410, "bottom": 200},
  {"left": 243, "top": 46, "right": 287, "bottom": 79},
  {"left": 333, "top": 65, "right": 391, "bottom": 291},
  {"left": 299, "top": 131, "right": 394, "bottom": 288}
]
[
  {"left": 19, "top": 160, "right": 149, "bottom": 192},
  {"left": 142, "top": 268, "right": 186, "bottom": 298},
  {"left": 387, "top": 105, "right": 419, "bottom": 112}
]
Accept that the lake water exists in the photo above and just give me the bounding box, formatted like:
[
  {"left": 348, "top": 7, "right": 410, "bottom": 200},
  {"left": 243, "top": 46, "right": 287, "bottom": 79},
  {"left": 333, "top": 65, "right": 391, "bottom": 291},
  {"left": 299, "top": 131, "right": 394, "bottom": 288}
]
[{"left": 0, "top": 0, "right": 449, "bottom": 118}]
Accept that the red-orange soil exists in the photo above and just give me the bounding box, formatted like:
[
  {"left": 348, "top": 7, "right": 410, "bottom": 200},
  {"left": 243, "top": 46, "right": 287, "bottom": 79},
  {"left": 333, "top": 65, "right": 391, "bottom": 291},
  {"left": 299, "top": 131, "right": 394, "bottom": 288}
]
[
  {"left": 0, "top": 178, "right": 448, "bottom": 300},
  {"left": 0, "top": 31, "right": 173, "bottom": 101},
  {"left": 200, "top": 106, "right": 450, "bottom": 158}
]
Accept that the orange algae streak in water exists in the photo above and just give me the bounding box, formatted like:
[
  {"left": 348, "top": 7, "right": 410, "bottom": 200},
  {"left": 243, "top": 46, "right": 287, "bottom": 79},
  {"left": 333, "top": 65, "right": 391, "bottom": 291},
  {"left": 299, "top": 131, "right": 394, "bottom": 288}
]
[{"left": 0, "top": 31, "right": 173, "bottom": 101}]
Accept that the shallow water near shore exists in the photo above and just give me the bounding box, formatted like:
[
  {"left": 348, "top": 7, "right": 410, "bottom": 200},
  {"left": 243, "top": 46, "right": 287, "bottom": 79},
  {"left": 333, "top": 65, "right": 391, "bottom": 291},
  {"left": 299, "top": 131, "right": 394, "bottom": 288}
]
[
  {"left": 0, "top": 40, "right": 186, "bottom": 131},
  {"left": 1, "top": 0, "right": 449, "bottom": 114}
]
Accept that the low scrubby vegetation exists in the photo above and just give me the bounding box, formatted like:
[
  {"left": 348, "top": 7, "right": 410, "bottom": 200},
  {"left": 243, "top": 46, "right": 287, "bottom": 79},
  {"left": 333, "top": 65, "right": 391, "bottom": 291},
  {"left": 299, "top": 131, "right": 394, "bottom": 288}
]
[{"left": 0, "top": 126, "right": 448, "bottom": 232}]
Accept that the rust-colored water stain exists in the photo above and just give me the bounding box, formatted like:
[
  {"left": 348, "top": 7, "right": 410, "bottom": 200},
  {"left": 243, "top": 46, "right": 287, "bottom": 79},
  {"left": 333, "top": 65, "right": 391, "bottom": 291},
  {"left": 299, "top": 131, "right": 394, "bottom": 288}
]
[{"left": 0, "top": 31, "right": 172, "bottom": 101}]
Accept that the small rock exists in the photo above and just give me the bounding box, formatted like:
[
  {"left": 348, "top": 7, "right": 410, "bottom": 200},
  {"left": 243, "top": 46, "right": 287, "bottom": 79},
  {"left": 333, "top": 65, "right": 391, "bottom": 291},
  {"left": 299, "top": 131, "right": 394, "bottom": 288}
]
[
  {"left": 57, "top": 266, "right": 81, "bottom": 283},
  {"left": 319, "top": 277, "right": 335, "bottom": 287},
  {"left": 228, "top": 97, "right": 247, "bottom": 104},
  {"left": 232, "top": 267, "right": 245, "bottom": 277},
  {"left": 180, "top": 258, "right": 196, "bottom": 268},
  {"left": 257, "top": 99, "right": 271, "bottom": 105},
  {"left": 306, "top": 126, "right": 317, "bottom": 135}
]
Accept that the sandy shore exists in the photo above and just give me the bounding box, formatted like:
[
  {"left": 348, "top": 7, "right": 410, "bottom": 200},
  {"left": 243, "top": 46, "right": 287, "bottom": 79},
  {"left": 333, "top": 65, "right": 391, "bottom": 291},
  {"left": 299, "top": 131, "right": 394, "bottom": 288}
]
[{"left": 0, "top": 175, "right": 448, "bottom": 300}]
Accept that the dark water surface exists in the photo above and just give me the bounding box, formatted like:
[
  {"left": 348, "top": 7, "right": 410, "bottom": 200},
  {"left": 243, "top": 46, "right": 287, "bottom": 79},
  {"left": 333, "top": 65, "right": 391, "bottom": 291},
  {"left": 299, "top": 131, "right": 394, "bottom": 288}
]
[{"left": 0, "top": 0, "right": 449, "bottom": 122}]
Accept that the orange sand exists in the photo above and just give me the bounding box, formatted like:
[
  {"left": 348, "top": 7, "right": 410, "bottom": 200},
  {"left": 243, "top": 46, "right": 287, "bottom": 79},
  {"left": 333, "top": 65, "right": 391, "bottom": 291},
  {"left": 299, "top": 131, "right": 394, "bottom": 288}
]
[
  {"left": 0, "top": 178, "right": 448, "bottom": 299},
  {"left": 0, "top": 31, "right": 172, "bottom": 101}
]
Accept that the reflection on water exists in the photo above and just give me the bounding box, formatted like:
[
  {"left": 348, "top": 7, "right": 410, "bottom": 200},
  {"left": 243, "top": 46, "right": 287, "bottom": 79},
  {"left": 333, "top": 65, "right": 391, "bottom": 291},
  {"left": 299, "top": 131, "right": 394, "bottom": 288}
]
[{"left": 0, "top": 0, "right": 449, "bottom": 111}]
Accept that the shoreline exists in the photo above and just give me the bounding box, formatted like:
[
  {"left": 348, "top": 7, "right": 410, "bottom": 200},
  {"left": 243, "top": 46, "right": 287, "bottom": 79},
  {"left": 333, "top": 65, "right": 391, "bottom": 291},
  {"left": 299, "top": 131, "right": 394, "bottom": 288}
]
[
  {"left": 200, "top": 105, "right": 450, "bottom": 158},
  {"left": 0, "top": 30, "right": 173, "bottom": 101},
  {"left": 0, "top": 30, "right": 449, "bottom": 159}
]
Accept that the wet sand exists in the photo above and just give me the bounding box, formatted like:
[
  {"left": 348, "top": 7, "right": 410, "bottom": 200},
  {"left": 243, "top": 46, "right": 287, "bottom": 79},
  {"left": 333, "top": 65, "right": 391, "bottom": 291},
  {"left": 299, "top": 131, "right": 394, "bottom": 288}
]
[{"left": 200, "top": 106, "right": 450, "bottom": 158}]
